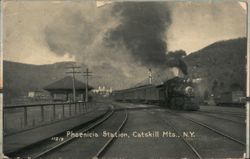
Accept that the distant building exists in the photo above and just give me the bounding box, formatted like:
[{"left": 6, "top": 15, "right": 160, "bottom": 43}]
[
  {"left": 44, "top": 76, "right": 93, "bottom": 102},
  {"left": 28, "top": 90, "right": 44, "bottom": 98},
  {"left": 28, "top": 91, "right": 36, "bottom": 98},
  {"left": 92, "top": 86, "right": 113, "bottom": 97},
  {"left": 27, "top": 90, "right": 51, "bottom": 101}
]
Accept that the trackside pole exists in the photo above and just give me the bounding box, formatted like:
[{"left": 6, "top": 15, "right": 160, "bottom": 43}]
[{"left": 247, "top": 2, "right": 250, "bottom": 158}]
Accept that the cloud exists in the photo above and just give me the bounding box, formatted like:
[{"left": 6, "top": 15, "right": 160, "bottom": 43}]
[
  {"left": 4, "top": 1, "right": 246, "bottom": 89},
  {"left": 167, "top": 1, "right": 246, "bottom": 53}
]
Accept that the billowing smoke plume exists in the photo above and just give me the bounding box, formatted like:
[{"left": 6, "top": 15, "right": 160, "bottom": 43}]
[
  {"left": 106, "top": 2, "right": 172, "bottom": 69},
  {"left": 166, "top": 50, "right": 188, "bottom": 75},
  {"left": 43, "top": 2, "right": 188, "bottom": 90}
]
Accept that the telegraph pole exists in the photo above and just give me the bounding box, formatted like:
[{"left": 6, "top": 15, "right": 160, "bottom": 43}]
[
  {"left": 149, "top": 68, "right": 152, "bottom": 84},
  {"left": 66, "top": 66, "right": 81, "bottom": 102},
  {"left": 82, "top": 68, "right": 93, "bottom": 102}
]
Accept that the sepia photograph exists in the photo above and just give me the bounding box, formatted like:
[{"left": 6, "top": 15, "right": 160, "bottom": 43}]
[{"left": 1, "top": 0, "right": 249, "bottom": 158}]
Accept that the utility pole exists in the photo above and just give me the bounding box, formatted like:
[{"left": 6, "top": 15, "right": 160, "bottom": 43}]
[
  {"left": 66, "top": 66, "right": 81, "bottom": 102},
  {"left": 82, "top": 68, "right": 93, "bottom": 102},
  {"left": 149, "top": 68, "right": 152, "bottom": 84}
]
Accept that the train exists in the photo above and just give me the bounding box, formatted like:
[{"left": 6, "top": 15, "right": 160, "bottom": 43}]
[
  {"left": 112, "top": 77, "right": 199, "bottom": 110},
  {"left": 214, "top": 91, "right": 245, "bottom": 107}
]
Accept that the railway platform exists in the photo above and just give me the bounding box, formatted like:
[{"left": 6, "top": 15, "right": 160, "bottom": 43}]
[{"left": 4, "top": 106, "right": 110, "bottom": 155}]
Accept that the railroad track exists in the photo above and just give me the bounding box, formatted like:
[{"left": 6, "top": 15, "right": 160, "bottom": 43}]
[
  {"left": 195, "top": 111, "right": 245, "bottom": 125},
  {"left": 199, "top": 110, "right": 245, "bottom": 118},
  {"left": 26, "top": 110, "right": 128, "bottom": 159},
  {"left": 155, "top": 109, "right": 245, "bottom": 158},
  {"left": 32, "top": 109, "right": 116, "bottom": 159},
  {"left": 6, "top": 107, "right": 115, "bottom": 159},
  {"left": 165, "top": 110, "right": 245, "bottom": 146},
  {"left": 158, "top": 114, "right": 202, "bottom": 159},
  {"left": 93, "top": 111, "right": 128, "bottom": 158}
]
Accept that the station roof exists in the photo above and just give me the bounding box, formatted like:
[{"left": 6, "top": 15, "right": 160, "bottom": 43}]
[{"left": 44, "top": 76, "right": 93, "bottom": 91}]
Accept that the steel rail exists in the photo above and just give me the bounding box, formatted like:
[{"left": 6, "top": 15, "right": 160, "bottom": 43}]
[
  {"left": 165, "top": 110, "right": 246, "bottom": 146},
  {"left": 195, "top": 112, "right": 245, "bottom": 125},
  {"left": 32, "top": 109, "right": 115, "bottom": 159},
  {"left": 162, "top": 117, "right": 202, "bottom": 159},
  {"left": 198, "top": 110, "right": 245, "bottom": 118},
  {"left": 152, "top": 110, "right": 202, "bottom": 159},
  {"left": 92, "top": 111, "right": 128, "bottom": 159}
]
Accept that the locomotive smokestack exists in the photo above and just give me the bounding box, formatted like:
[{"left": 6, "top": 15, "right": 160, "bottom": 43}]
[
  {"left": 149, "top": 68, "right": 152, "bottom": 84},
  {"left": 171, "top": 67, "right": 184, "bottom": 77}
]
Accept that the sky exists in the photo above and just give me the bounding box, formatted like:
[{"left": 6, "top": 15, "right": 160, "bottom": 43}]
[
  {"left": 3, "top": 1, "right": 246, "bottom": 66},
  {"left": 2, "top": 0, "right": 246, "bottom": 89}
]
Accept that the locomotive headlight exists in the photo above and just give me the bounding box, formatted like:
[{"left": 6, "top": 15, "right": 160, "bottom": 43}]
[{"left": 185, "top": 86, "right": 194, "bottom": 96}]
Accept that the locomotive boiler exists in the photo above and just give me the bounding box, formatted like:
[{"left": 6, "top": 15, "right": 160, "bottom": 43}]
[{"left": 112, "top": 77, "right": 199, "bottom": 110}]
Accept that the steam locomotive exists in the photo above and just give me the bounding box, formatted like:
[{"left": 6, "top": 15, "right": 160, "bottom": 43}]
[{"left": 112, "top": 77, "right": 199, "bottom": 110}]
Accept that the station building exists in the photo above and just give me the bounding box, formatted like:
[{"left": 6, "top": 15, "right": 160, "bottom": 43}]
[{"left": 43, "top": 76, "right": 93, "bottom": 102}]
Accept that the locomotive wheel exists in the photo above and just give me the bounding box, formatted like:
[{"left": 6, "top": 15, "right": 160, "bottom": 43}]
[
  {"left": 170, "top": 99, "right": 175, "bottom": 109},
  {"left": 177, "top": 97, "right": 185, "bottom": 109},
  {"left": 170, "top": 97, "right": 184, "bottom": 110}
]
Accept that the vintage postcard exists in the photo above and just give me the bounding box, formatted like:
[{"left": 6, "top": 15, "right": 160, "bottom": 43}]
[{"left": 1, "top": 0, "right": 249, "bottom": 158}]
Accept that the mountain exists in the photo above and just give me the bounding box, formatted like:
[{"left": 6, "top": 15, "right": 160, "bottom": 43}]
[
  {"left": 184, "top": 37, "right": 247, "bottom": 96},
  {"left": 3, "top": 61, "right": 75, "bottom": 104},
  {"left": 3, "top": 37, "right": 247, "bottom": 104},
  {"left": 3, "top": 61, "right": 136, "bottom": 105}
]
